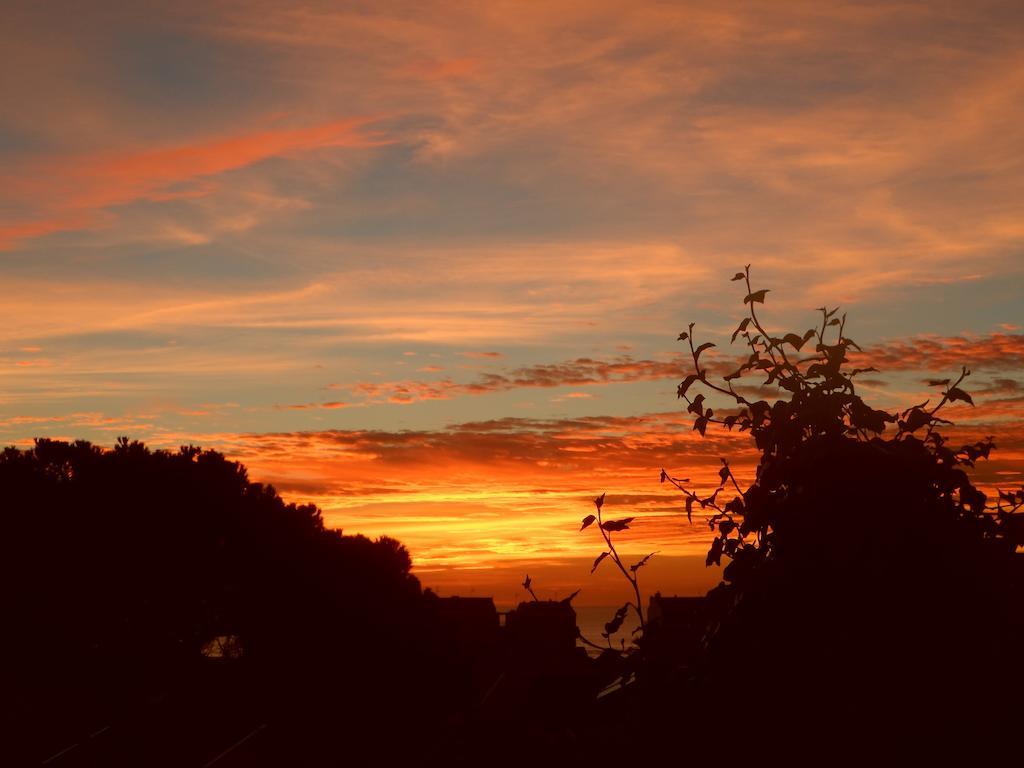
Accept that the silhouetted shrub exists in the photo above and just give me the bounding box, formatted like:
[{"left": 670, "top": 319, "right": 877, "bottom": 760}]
[{"left": 661, "top": 268, "right": 1023, "bottom": 746}]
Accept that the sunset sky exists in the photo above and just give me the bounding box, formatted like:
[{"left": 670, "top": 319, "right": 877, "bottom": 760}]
[{"left": 2, "top": 1, "right": 1021, "bottom": 605}]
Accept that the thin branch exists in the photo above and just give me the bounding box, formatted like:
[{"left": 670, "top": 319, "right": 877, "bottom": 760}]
[{"left": 595, "top": 502, "right": 646, "bottom": 630}]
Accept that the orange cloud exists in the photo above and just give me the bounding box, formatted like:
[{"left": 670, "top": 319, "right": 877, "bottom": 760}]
[
  {"left": 276, "top": 401, "right": 353, "bottom": 411},
  {"left": 0, "top": 117, "right": 389, "bottom": 248},
  {"left": 338, "top": 335, "right": 1024, "bottom": 407},
  {"left": 858, "top": 333, "right": 1024, "bottom": 373},
  {"left": 974, "top": 378, "right": 1022, "bottom": 396},
  {"left": 345, "top": 354, "right": 688, "bottom": 403},
  {"left": 13, "top": 359, "right": 53, "bottom": 368}
]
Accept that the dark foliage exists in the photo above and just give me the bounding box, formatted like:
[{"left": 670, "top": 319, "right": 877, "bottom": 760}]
[
  {"left": 6, "top": 438, "right": 457, "bottom": 763},
  {"left": 578, "top": 492, "right": 651, "bottom": 656},
  {"left": 661, "top": 268, "right": 1024, "bottom": 747}
]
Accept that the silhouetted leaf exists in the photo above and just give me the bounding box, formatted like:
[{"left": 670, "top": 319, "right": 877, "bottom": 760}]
[
  {"left": 561, "top": 589, "right": 581, "bottom": 605},
  {"left": 900, "top": 407, "right": 932, "bottom": 433},
  {"left": 687, "top": 393, "right": 706, "bottom": 416},
  {"left": 591, "top": 551, "right": 610, "bottom": 573},
  {"left": 629, "top": 552, "right": 657, "bottom": 572},
  {"left": 580, "top": 514, "right": 596, "bottom": 531},
  {"left": 603, "top": 603, "right": 631, "bottom": 637},
  {"left": 701, "top": 488, "right": 721, "bottom": 508},
  {"left": 601, "top": 517, "right": 634, "bottom": 532},
  {"left": 725, "top": 496, "right": 744, "bottom": 515},
  {"left": 718, "top": 465, "right": 730, "bottom": 486},
  {"left": 594, "top": 493, "right": 605, "bottom": 511},
  {"left": 706, "top": 536, "right": 724, "bottom": 567},
  {"left": 849, "top": 398, "right": 896, "bottom": 433},
  {"left": 927, "top": 379, "right": 951, "bottom": 387},
  {"left": 750, "top": 401, "right": 770, "bottom": 428},
  {"left": 685, "top": 495, "right": 695, "bottom": 523},
  {"left": 695, "top": 342, "right": 716, "bottom": 361},
  {"left": 731, "top": 272, "right": 745, "bottom": 281},
  {"left": 744, "top": 289, "right": 769, "bottom": 304},
  {"left": 694, "top": 416, "right": 708, "bottom": 436},
  {"left": 731, "top": 318, "right": 751, "bottom": 342},
  {"left": 677, "top": 332, "right": 689, "bottom": 341},
  {"left": 947, "top": 387, "right": 974, "bottom": 406},
  {"left": 782, "top": 332, "right": 811, "bottom": 350},
  {"left": 677, "top": 374, "right": 699, "bottom": 399},
  {"left": 903, "top": 399, "right": 931, "bottom": 414}
]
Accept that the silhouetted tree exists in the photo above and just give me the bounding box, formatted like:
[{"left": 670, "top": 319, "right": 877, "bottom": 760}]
[{"left": 6, "top": 438, "right": 457, "bottom": 763}]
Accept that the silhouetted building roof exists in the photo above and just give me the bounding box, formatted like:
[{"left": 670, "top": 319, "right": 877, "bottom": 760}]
[
  {"left": 433, "top": 596, "right": 501, "bottom": 655},
  {"left": 505, "top": 600, "right": 578, "bottom": 660},
  {"left": 435, "top": 596, "right": 499, "bottom": 627},
  {"left": 477, "top": 599, "right": 594, "bottom": 728}
]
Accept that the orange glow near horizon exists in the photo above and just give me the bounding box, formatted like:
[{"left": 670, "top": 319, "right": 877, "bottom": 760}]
[{"left": 172, "top": 396, "right": 1024, "bottom": 605}]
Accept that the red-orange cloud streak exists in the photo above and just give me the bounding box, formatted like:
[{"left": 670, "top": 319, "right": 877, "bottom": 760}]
[{"left": 0, "top": 117, "right": 389, "bottom": 249}]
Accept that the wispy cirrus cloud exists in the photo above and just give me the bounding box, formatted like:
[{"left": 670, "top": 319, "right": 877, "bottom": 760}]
[
  {"left": 858, "top": 333, "right": 1024, "bottom": 373},
  {"left": 974, "top": 378, "right": 1023, "bottom": 396},
  {"left": 275, "top": 401, "right": 351, "bottom": 411},
  {"left": 342, "top": 354, "right": 688, "bottom": 404},
  {"left": 336, "top": 333, "right": 1024, "bottom": 406},
  {"left": 0, "top": 117, "right": 387, "bottom": 249}
]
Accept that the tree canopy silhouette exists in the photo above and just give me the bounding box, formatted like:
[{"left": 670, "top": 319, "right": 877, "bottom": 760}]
[{"left": 7, "top": 438, "right": 455, "bottom": 763}]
